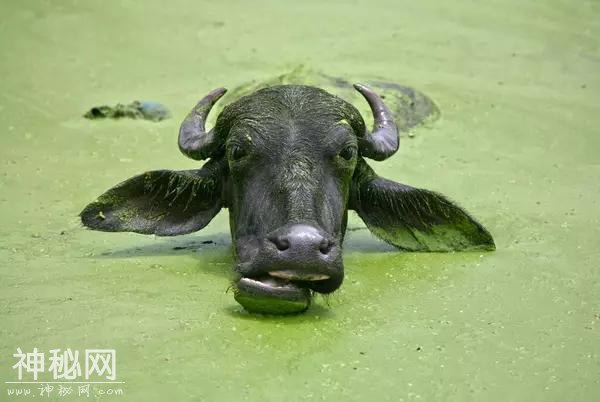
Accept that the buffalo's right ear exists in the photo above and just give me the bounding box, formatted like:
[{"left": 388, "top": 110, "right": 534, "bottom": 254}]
[
  {"left": 80, "top": 159, "right": 226, "bottom": 236},
  {"left": 349, "top": 159, "right": 495, "bottom": 252}
]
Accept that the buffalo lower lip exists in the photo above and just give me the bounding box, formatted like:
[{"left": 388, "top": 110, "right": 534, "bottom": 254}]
[{"left": 234, "top": 276, "right": 311, "bottom": 314}]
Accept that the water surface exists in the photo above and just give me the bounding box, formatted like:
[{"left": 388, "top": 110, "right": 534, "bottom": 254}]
[{"left": 1, "top": 1, "right": 599, "bottom": 400}]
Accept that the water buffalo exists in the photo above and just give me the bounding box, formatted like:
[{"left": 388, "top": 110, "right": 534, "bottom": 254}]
[{"left": 80, "top": 84, "right": 494, "bottom": 314}]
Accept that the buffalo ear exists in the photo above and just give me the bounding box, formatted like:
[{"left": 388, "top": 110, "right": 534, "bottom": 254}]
[
  {"left": 80, "top": 159, "right": 225, "bottom": 236},
  {"left": 349, "top": 159, "right": 495, "bottom": 251}
]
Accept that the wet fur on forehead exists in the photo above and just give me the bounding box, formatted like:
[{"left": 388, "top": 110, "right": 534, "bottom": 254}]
[{"left": 214, "top": 85, "right": 366, "bottom": 139}]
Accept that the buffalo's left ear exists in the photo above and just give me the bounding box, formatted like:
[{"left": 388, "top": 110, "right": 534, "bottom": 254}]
[
  {"left": 349, "top": 159, "right": 495, "bottom": 251},
  {"left": 80, "top": 159, "right": 226, "bottom": 236}
]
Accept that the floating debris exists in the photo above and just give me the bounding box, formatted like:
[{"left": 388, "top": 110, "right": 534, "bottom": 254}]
[{"left": 84, "top": 101, "right": 170, "bottom": 121}]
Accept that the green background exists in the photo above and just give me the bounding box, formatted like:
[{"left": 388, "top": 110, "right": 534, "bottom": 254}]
[{"left": 1, "top": 0, "right": 598, "bottom": 400}]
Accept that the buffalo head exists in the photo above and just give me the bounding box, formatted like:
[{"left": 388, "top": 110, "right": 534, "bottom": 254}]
[{"left": 81, "top": 84, "right": 494, "bottom": 314}]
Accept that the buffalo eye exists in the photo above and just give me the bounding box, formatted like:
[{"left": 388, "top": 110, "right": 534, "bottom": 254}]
[
  {"left": 338, "top": 146, "right": 356, "bottom": 161},
  {"left": 229, "top": 145, "right": 247, "bottom": 161}
]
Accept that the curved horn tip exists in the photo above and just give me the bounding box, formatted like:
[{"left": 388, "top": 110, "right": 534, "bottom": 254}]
[
  {"left": 207, "top": 87, "right": 228, "bottom": 101},
  {"left": 353, "top": 83, "right": 371, "bottom": 93},
  {"left": 353, "top": 82, "right": 400, "bottom": 161},
  {"left": 178, "top": 87, "right": 227, "bottom": 161},
  {"left": 353, "top": 83, "right": 386, "bottom": 108}
]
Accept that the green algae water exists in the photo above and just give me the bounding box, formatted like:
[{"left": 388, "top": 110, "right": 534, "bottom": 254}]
[{"left": 1, "top": 1, "right": 599, "bottom": 401}]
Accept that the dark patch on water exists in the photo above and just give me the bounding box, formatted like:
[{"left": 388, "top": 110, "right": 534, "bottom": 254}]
[
  {"left": 84, "top": 101, "right": 170, "bottom": 121},
  {"left": 216, "top": 65, "right": 440, "bottom": 135}
]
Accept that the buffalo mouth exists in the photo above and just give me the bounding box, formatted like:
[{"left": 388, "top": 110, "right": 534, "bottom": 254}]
[{"left": 233, "top": 272, "right": 335, "bottom": 315}]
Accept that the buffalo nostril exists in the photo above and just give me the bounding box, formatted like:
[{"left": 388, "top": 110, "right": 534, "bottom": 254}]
[
  {"left": 319, "top": 239, "right": 333, "bottom": 254},
  {"left": 269, "top": 235, "right": 290, "bottom": 251}
]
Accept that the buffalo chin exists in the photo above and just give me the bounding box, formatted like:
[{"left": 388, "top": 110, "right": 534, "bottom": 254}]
[{"left": 234, "top": 276, "right": 311, "bottom": 315}]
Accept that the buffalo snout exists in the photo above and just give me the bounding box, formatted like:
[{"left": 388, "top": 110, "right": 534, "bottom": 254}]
[
  {"left": 235, "top": 223, "right": 344, "bottom": 297},
  {"left": 265, "top": 224, "right": 343, "bottom": 293},
  {"left": 268, "top": 224, "right": 335, "bottom": 258},
  {"left": 232, "top": 223, "right": 344, "bottom": 314}
]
